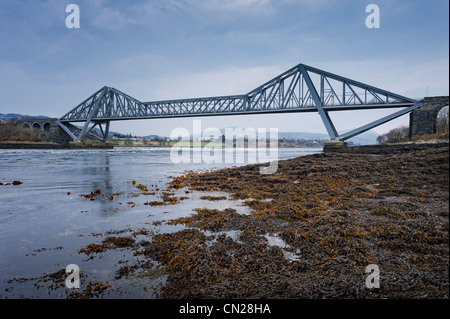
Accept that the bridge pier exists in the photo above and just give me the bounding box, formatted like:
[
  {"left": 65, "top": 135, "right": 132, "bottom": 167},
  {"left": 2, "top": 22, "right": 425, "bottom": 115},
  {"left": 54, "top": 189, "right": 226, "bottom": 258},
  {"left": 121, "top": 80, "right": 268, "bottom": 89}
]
[
  {"left": 98, "top": 120, "right": 110, "bottom": 142},
  {"left": 56, "top": 120, "right": 111, "bottom": 142},
  {"left": 409, "top": 96, "right": 449, "bottom": 137},
  {"left": 323, "top": 140, "right": 348, "bottom": 152}
]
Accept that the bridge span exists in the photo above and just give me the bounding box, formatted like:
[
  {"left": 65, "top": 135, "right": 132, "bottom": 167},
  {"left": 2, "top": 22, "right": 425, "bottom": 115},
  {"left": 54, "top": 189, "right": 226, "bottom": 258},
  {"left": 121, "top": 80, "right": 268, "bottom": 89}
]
[{"left": 57, "top": 63, "right": 425, "bottom": 142}]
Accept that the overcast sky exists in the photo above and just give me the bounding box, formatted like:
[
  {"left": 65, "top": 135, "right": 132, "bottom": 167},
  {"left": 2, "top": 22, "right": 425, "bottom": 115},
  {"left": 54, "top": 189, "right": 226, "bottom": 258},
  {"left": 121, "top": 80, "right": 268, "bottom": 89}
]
[{"left": 0, "top": 0, "right": 448, "bottom": 137}]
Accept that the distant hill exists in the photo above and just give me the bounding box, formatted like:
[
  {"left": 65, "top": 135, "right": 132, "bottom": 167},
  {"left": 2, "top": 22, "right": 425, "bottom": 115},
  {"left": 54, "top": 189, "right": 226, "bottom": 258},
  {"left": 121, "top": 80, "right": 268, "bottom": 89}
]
[
  {"left": 341, "top": 130, "right": 380, "bottom": 145},
  {"left": 278, "top": 130, "right": 379, "bottom": 145},
  {"left": 0, "top": 113, "right": 50, "bottom": 122},
  {"left": 185, "top": 129, "right": 379, "bottom": 145},
  {"left": 278, "top": 131, "right": 329, "bottom": 140}
]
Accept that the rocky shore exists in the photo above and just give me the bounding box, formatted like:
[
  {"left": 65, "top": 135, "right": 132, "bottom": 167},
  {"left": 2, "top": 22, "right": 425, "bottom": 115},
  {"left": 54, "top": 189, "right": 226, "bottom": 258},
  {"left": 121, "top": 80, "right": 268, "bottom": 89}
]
[
  {"left": 155, "top": 145, "right": 449, "bottom": 298},
  {"left": 323, "top": 140, "right": 449, "bottom": 155}
]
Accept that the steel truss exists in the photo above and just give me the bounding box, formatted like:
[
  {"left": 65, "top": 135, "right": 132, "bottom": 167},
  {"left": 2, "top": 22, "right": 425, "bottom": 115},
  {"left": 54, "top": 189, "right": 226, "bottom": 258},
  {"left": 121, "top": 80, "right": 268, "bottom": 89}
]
[{"left": 58, "top": 63, "right": 423, "bottom": 141}]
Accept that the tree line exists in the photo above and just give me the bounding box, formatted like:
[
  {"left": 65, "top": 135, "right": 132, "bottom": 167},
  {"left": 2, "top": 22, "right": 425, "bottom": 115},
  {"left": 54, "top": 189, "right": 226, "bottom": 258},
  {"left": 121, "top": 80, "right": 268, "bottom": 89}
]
[{"left": 377, "top": 106, "right": 449, "bottom": 144}]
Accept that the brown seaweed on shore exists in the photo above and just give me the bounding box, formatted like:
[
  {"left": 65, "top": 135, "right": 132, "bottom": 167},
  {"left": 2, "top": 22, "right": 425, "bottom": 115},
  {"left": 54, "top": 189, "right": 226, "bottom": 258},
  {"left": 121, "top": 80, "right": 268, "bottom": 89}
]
[
  {"left": 70, "top": 147, "right": 448, "bottom": 299},
  {"left": 153, "top": 147, "right": 448, "bottom": 298},
  {"left": 199, "top": 195, "right": 227, "bottom": 201},
  {"left": 0, "top": 180, "right": 23, "bottom": 186},
  {"left": 34, "top": 267, "right": 112, "bottom": 299},
  {"left": 78, "top": 235, "right": 136, "bottom": 256}
]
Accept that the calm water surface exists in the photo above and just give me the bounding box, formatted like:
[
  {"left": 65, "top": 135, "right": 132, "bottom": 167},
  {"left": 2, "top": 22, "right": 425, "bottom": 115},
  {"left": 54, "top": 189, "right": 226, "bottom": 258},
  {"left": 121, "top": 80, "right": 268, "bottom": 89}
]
[{"left": 0, "top": 147, "right": 321, "bottom": 298}]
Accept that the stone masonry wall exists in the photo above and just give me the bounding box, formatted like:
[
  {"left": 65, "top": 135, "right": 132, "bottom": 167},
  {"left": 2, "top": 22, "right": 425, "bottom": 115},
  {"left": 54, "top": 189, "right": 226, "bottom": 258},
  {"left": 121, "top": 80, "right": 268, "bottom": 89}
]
[
  {"left": 15, "top": 118, "right": 72, "bottom": 144},
  {"left": 409, "top": 96, "right": 449, "bottom": 137}
]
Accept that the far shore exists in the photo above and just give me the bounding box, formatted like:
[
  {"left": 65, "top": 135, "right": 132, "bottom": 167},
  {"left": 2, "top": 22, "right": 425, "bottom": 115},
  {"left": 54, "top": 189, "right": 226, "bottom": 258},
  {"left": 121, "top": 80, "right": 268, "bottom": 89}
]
[
  {"left": 0, "top": 139, "right": 323, "bottom": 150},
  {"left": 0, "top": 140, "right": 114, "bottom": 149}
]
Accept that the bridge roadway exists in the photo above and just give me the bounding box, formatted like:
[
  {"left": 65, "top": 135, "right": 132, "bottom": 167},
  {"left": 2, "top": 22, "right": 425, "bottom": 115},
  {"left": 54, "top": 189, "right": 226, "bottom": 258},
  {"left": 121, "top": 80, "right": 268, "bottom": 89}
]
[{"left": 57, "top": 63, "right": 423, "bottom": 142}]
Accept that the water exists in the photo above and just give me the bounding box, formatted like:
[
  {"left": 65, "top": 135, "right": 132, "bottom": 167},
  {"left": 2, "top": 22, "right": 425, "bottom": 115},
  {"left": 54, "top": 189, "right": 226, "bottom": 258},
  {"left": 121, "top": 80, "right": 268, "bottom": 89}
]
[{"left": 0, "top": 147, "right": 321, "bottom": 298}]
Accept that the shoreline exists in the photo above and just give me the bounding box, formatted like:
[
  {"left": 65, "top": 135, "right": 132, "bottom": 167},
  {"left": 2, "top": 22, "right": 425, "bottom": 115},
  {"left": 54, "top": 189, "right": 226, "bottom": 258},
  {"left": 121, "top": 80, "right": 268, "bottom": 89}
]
[
  {"left": 0, "top": 140, "right": 322, "bottom": 150},
  {"left": 324, "top": 141, "right": 449, "bottom": 154},
  {"left": 0, "top": 142, "right": 323, "bottom": 150},
  {"left": 9, "top": 143, "right": 449, "bottom": 299},
  {"left": 1, "top": 139, "right": 447, "bottom": 152},
  {"left": 0, "top": 141, "right": 114, "bottom": 149}
]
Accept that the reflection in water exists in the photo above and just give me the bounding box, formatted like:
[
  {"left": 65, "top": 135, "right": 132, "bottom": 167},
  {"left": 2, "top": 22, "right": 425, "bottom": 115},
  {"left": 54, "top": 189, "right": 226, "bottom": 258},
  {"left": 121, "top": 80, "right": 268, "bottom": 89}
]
[{"left": 0, "top": 147, "right": 321, "bottom": 298}]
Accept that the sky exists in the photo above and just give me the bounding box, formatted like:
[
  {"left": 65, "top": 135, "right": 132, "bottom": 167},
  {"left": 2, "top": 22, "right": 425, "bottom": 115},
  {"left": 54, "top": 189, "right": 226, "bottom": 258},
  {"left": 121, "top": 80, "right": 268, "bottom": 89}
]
[{"left": 0, "top": 0, "right": 448, "bottom": 137}]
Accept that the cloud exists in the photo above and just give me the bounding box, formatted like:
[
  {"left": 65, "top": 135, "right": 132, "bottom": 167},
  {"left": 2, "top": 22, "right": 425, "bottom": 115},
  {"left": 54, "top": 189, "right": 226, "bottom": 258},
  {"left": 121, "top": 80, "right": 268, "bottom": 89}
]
[
  {"left": 313, "top": 58, "right": 449, "bottom": 99},
  {"left": 1, "top": 0, "right": 447, "bottom": 138},
  {"left": 87, "top": 0, "right": 190, "bottom": 30},
  {"left": 183, "top": 0, "right": 275, "bottom": 15},
  {"left": 187, "top": 0, "right": 333, "bottom": 13},
  {"left": 87, "top": 1, "right": 159, "bottom": 30},
  {"left": 113, "top": 54, "right": 170, "bottom": 72},
  {"left": 0, "top": 62, "right": 25, "bottom": 79},
  {"left": 149, "top": 65, "right": 284, "bottom": 100},
  {"left": 145, "top": 56, "right": 450, "bottom": 103},
  {"left": 283, "top": 0, "right": 335, "bottom": 8},
  {"left": 201, "top": 0, "right": 271, "bottom": 10},
  {"left": 90, "top": 7, "right": 128, "bottom": 30}
]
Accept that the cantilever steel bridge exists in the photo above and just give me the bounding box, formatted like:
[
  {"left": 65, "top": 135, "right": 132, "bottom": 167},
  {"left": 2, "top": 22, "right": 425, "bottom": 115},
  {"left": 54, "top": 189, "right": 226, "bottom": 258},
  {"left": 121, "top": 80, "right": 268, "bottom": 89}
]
[{"left": 57, "top": 63, "right": 423, "bottom": 142}]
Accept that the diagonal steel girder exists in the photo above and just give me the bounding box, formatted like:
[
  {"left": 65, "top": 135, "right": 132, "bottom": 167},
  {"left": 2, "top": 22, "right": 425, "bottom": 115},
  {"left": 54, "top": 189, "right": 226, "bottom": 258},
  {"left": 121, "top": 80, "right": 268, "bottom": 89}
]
[
  {"left": 58, "top": 63, "right": 422, "bottom": 142},
  {"left": 298, "top": 64, "right": 338, "bottom": 139}
]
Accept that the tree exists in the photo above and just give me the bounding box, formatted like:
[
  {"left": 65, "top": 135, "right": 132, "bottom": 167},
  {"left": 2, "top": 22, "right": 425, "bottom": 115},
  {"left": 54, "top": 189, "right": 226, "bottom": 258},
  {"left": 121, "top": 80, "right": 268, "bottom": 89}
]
[
  {"left": 377, "top": 135, "right": 388, "bottom": 144},
  {"left": 377, "top": 126, "right": 409, "bottom": 144},
  {"left": 437, "top": 106, "right": 449, "bottom": 133}
]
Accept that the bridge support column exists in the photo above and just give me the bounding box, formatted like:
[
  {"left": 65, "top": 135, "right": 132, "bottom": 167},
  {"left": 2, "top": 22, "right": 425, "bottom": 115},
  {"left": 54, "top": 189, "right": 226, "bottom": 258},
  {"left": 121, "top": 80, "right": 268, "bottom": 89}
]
[
  {"left": 409, "top": 96, "right": 449, "bottom": 138},
  {"left": 323, "top": 140, "right": 348, "bottom": 152},
  {"left": 409, "top": 109, "right": 436, "bottom": 137},
  {"left": 98, "top": 121, "right": 110, "bottom": 142}
]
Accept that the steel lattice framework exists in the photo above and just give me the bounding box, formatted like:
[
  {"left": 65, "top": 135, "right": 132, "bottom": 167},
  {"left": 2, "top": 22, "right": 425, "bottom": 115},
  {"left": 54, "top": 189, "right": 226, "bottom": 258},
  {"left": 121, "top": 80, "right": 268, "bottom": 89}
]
[{"left": 57, "top": 63, "right": 423, "bottom": 142}]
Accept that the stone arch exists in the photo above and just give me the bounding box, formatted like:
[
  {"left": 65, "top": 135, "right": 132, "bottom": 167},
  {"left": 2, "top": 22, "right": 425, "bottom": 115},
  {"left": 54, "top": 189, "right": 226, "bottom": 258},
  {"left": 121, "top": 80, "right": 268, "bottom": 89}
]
[
  {"left": 436, "top": 105, "right": 449, "bottom": 133},
  {"left": 23, "top": 123, "right": 30, "bottom": 128},
  {"left": 32, "top": 122, "right": 41, "bottom": 130},
  {"left": 43, "top": 122, "right": 51, "bottom": 132},
  {"left": 409, "top": 96, "right": 450, "bottom": 137}
]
